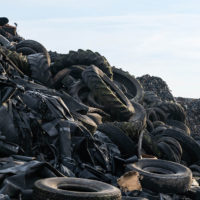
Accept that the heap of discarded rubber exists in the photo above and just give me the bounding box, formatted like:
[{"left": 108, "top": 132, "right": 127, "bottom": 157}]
[{"left": 0, "top": 17, "right": 200, "bottom": 200}]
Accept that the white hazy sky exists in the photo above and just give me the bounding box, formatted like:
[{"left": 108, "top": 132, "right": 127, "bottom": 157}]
[{"left": 2, "top": 0, "right": 200, "bottom": 98}]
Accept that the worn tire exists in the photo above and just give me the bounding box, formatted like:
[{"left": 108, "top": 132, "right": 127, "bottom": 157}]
[
  {"left": 112, "top": 67, "right": 144, "bottom": 103},
  {"left": 156, "top": 137, "right": 182, "bottom": 163},
  {"left": 16, "top": 39, "right": 51, "bottom": 65},
  {"left": 98, "top": 123, "right": 137, "bottom": 158},
  {"left": 156, "top": 102, "right": 186, "bottom": 123},
  {"left": 122, "top": 198, "right": 148, "bottom": 200},
  {"left": 27, "top": 53, "right": 53, "bottom": 86},
  {"left": 126, "top": 158, "right": 192, "bottom": 194},
  {"left": 166, "top": 119, "right": 190, "bottom": 135},
  {"left": 51, "top": 49, "right": 113, "bottom": 79},
  {"left": 160, "top": 128, "right": 200, "bottom": 164},
  {"left": 16, "top": 47, "right": 37, "bottom": 55},
  {"left": 82, "top": 65, "right": 134, "bottom": 121},
  {"left": 33, "top": 177, "right": 121, "bottom": 200}
]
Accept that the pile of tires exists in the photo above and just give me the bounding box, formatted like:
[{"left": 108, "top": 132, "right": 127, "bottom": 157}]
[{"left": 0, "top": 17, "right": 200, "bottom": 200}]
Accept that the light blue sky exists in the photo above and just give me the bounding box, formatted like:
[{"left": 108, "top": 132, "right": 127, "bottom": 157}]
[{"left": 2, "top": 0, "right": 200, "bottom": 98}]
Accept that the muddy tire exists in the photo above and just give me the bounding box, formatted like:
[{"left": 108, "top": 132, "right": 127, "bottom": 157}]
[
  {"left": 112, "top": 67, "right": 144, "bottom": 103},
  {"left": 126, "top": 158, "right": 192, "bottom": 194},
  {"left": 33, "top": 177, "right": 121, "bottom": 200},
  {"left": 82, "top": 65, "right": 134, "bottom": 121}
]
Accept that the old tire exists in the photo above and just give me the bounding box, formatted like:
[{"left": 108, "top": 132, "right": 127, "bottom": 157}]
[
  {"left": 33, "top": 177, "right": 121, "bottom": 200},
  {"left": 166, "top": 119, "right": 190, "bottom": 135},
  {"left": 112, "top": 67, "right": 144, "bottom": 103},
  {"left": 16, "top": 39, "right": 51, "bottom": 65},
  {"left": 126, "top": 158, "right": 192, "bottom": 194},
  {"left": 27, "top": 53, "right": 53, "bottom": 86},
  {"left": 16, "top": 47, "right": 37, "bottom": 55},
  {"left": 160, "top": 128, "right": 200, "bottom": 164},
  {"left": 51, "top": 49, "right": 113, "bottom": 79},
  {"left": 82, "top": 65, "right": 134, "bottom": 121},
  {"left": 97, "top": 123, "right": 137, "bottom": 158}
]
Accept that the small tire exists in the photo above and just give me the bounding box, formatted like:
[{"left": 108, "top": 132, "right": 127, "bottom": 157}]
[
  {"left": 126, "top": 158, "right": 192, "bottom": 194},
  {"left": 33, "top": 177, "right": 121, "bottom": 200}
]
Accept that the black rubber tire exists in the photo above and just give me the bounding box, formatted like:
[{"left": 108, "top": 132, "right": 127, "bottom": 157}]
[
  {"left": 87, "top": 92, "right": 105, "bottom": 110},
  {"left": 69, "top": 80, "right": 90, "bottom": 105},
  {"left": 151, "top": 126, "right": 167, "bottom": 136},
  {"left": 16, "top": 39, "right": 51, "bottom": 65},
  {"left": 112, "top": 67, "right": 144, "bottom": 103},
  {"left": 160, "top": 128, "right": 200, "bottom": 164},
  {"left": 52, "top": 68, "right": 72, "bottom": 89},
  {"left": 87, "top": 112, "right": 102, "bottom": 125},
  {"left": 0, "top": 35, "right": 11, "bottom": 47},
  {"left": 97, "top": 123, "right": 137, "bottom": 158},
  {"left": 82, "top": 65, "right": 134, "bottom": 121},
  {"left": 146, "top": 108, "right": 158, "bottom": 122},
  {"left": 152, "top": 121, "right": 165, "bottom": 128},
  {"left": 126, "top": 158, "right": 192, "bottom": 194},
  {"left": 156, "top": 137, "right": 182, "bottom": 163},
  {"left": 166, "top": 119, "right": 190, "bottom": 135},
  {"left": 156, "top": 102, "right": 186, "bottom": 123},
  {"left": 16, "top": 47, "right": 37, "bottom": 55},
  {"left": 27, "top": 53, "right": 53, "bottom": 86},
  {"left": 68, "top": 65, "right": 87, "bottom": 79},
  {"left": 51, "top": 49, "right": 113, "bottom": 79},
  {"left": 145, "top": 120, "right": 154, "bottom": 133},
  {"left": 33, "top": 177, "right": 121, "bottom": 200},
  {"left": 142, "top": 91, "right": 162, "bottom": 107}
]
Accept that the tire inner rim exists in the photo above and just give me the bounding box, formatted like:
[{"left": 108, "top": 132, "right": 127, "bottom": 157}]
[
  {"left": 58, "top": 184, "right": 98, "bottom": 192},
  {"left": 143, "top": 167, "right": 175, "bottom": 174}
]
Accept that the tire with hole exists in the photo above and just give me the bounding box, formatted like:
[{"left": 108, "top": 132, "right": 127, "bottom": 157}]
[
  {"left": 82, "top": 65, "right": 134, "bottom": 121},
  {"left": 16, "top": 39, "right": 51, "bottom": 65},
  {"left": 112, "top": 67, "right": 144, "bottom": 103},
  {"left": 33, "top": 177, "right": 121, "bottom": 200},
  {"left": 126, "top": 158, "right": 192, "bottom": 194},
  {"left": 51, "top": 49, "right": 113, "bottom": 79}
]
